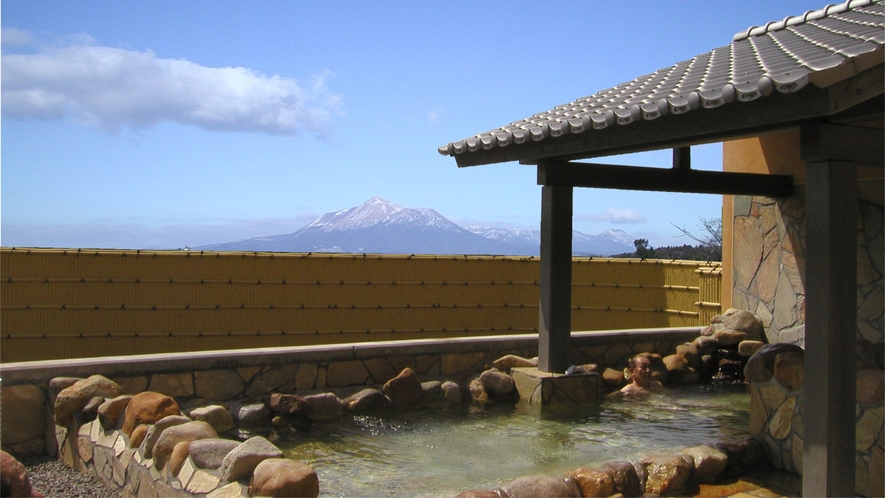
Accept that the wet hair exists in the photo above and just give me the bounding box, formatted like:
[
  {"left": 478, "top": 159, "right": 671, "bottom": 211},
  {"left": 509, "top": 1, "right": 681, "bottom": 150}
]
[{"left": 627, "top": 353, "right": 652, "bottom": 370}]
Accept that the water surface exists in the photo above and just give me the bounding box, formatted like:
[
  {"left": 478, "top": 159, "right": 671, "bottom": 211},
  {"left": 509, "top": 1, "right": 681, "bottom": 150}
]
[{"left": 270, "top": 383, "right": 749, "bottom": 497}]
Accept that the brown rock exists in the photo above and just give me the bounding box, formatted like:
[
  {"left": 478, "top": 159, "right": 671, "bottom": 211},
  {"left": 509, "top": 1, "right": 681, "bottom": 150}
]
[
  {"left": 857, "top": 369, "right": 884, "bottom": 406},
  {"left": 723, "top": 308, "right": 763, "bottom": 340},
  {"left": 441, "top": 380, "right": 462, "bottom": 405},
  {"left": 1, "top": 385, "right": 46, "bottom": 446},
  {"left": 129, "top": 424, "right": 149, "bottom": 448},
  {"left": 700, "top": 325, "right": 715, "bottom": 336},
  {"left": 53, "top": 375, "right": 124, "bottom": 426},
  {"left": 1, "top": 450, "right": 38, "bottom": 498},
  {"left": 122, "top": 391, "right": 181, "bottom": 435},
  {"left": 169, "top": 441, "right": 191, "bottom": 476},
  {"left": 342, "top": 388, "right": 392, "bottom": 413},
  {"left": 249, "top": 458, "right": 319, "bottom": 498},
  {"left": 143, "top": 415, "right": 191, "bottom": 458},
  {"left": 681, "top": 445, "right": 727, "bottom": 481},
  {"left": 479, "top": 369, "right": 515, "bottom": 398},
  {"left": 493, "top": 354, "right": 538, "bottom": 373},
  {"left": 189, "top": 405, "right": 236, "bottom": 434},
  {"left": 421, "top": 381, "right": 445, "bottom": 402},
  {"left": 80, "top": 396, "right": 104, "bottom": 422},
  {"left": 565, "top": 467, "right": 614, "bottom": 497},
  {"left": 268, "top": 393, "right": 310, "bottom": 416},
  {"left": 97, "top": 395, "right": 132, "bottom": 430},
  {"left": 663, "top": 354, "right": 688, "bottom": 373},
  {"left": 693, "top": 336, "right": 719, "bottom": 356},
  {"left": 602, "top": 460, "right": 642, "bottom": 497},
  {"left": 641, "top": 454, "right": 691, "bottom": 495},
  {"left": 453, "top": 491, "right": 502, "bottom": 498},
  {"left": 738, "top": 340, "right": 765, "bottom": 358},
  {"left": 504, "top": 474, "right": 580, "bottom": 497},
  {"left": 714, "top": 328, "right": 748, "bottom": 346},
  {"left": 153, "top": 420, "right": 218, "bottom": 470},
  {"left": 382, "top": 368, "right": 423, "bottom": 408},
  {"left": 602, "top": 368, "right": 626, "bottom": 389},
  {"left": 468, "top": 378, "right": 488, "bottom": 403},
  {"left": 773, "top": 351, "right": 804, "bottom": 392},
  {"left": 48, "top": 377, "right": 81, "bottom": 405},
  {"left": 676, "top": 343, "right": 700, "bottom": 367}
]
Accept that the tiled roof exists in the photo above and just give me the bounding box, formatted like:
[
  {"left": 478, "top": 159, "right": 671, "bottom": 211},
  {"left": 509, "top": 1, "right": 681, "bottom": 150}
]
[{"left": 439, "top": 0, "right": 884, "bottom": 163}]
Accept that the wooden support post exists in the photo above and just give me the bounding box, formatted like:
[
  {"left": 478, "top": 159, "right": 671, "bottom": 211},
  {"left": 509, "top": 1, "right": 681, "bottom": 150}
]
[
  {"left": 803, "top": 161, "right": 857, "bottom": 498},
  {"left": 538, "top": 184, "right": 573, "bottom": 373}
]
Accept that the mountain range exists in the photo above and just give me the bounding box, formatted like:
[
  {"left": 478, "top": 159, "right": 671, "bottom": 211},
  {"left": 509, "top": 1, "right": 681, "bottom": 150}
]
[{"left": 195, "top": 197, "right": 635, "bottom": 256}]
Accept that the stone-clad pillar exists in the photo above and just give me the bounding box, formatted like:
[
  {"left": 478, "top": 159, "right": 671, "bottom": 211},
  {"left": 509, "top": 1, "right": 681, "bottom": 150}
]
[{"left": 802, "top": 160, "right": 857, "bottom": 498}]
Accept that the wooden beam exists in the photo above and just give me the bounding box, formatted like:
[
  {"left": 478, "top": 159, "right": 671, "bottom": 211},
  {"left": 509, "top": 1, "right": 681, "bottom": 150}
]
[
  {"left": 537, "top": 159, "right": 793, "bottom": 197},
  {"left": 803, "top": 161, "right": 857, "bottom": 498},
  {"left": 800, "top": 123, "right": 884, "bottom": 165},
  {"left": 538, "top": 184, "right": 572, "bottom": 374},
  {"left": 673, "top": 146, "right": 691, "bottom": 171},
  {"left": 452, "top": 65, "right": 883, "bottom": 167}
]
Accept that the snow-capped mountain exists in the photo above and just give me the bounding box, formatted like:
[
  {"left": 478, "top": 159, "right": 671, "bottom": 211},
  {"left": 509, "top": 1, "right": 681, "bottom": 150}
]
[{"left": 196, "top": 197, "right": 635, "bottom": 256}]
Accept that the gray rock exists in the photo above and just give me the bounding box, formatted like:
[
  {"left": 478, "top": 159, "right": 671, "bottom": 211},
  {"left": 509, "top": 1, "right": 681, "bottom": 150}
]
[
  {"left": 188, "top": 438, "right": 241, "bottom": 470},
  {"left": 97, "top": 395, "right": 132, "bottom": 430},
  {"left": 234, "top": 402, "right": 271, "bottom": 427},
  {"left": 152, "top": 421, "right": 218, "bottom": 470},
  {"left": 503, "top": 474, "right": 580, "bottom": 497},
  {"left": 440, "top": 381, "right": 462, "bottom": 405},
  {"left": 681, "top": 445, "right": 728, "bottom": 481},
  {"left": 219, "top": 435, "right": 283, "bottom": 482},
  {"left": 189, "top": 405, "right": 236, "bottom": 434}
]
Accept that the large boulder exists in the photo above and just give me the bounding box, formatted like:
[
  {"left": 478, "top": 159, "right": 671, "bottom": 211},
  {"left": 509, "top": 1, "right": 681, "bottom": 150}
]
[
  {"left": 1, "top": 450, "right": 41, "bottom": 498},
  {"left": 153, "top": 420, "right": 218, "bottom": 470},
  {"left": 189, "top": 405, "right": 236, "bottom": 434},
  {"left": 503, "top": 474, "right": 581, "bottom": 497},
  {"left": 189, "top": 438, "right": 241, "bottom": 470},
  {"left": 122, "top": 391, "right": 181, "bottom": 435},
  {"left": 440, "top": 381, "right": 462, "bottom": 405},
  {"left": 744, "top": 343, "right": 805, "bottom": 383},
  {"left": 1, "top": 385, "right": 46, "bottom": 446},
  {"left": 53, "top": 375, "right": 124, "bottom": 426},
  {"left": 219, "top": 436, "right": 284, "bottom": 482},
  {"left": 382, "top": 368, "right": 423, "bottom": 408},
  {"left": 249, "top": 458, "right": 319, "bottom": 498},
  {"left": 478, "top": 368, "right": 515, "bottom": 398},
  {"left": 234, "top": 402, "right": 271, "bottom": 427}
]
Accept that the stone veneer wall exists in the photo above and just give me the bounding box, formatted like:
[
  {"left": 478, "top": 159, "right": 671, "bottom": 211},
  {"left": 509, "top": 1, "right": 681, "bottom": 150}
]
[
  {"left": 732, "top": 185, "right": 884, "bottom": 348},
  {"left": 1, "top": 328, "right": 699, "bottom": 458},
  {"left": 746, "top": 344, "right": 884, "bottom": 497}
]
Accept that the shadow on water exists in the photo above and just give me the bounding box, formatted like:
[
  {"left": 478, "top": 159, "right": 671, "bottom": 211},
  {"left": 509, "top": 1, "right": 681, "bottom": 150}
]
[{"left": 251, "top": 383, "right": 750, "bottom": 497}]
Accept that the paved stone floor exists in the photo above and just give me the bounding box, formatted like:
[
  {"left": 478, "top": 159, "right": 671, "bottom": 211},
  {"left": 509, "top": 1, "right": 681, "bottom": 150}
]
[{"left": 687, "top": 470, "right": 803, "bottom": 497}]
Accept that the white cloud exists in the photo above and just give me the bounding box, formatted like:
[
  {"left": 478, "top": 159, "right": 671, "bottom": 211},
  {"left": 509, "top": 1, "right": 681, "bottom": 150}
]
[
  {"left": 576, "top": 208, "right": 647, "bottom": 224},
  {"left": 1, "top": 28, "right": 342, "bottom": 136}
]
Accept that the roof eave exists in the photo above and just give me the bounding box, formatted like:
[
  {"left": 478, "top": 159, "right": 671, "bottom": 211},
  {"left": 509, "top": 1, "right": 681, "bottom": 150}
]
[{"left": 450, "top": 63, "right": 883, "bottom": 168}]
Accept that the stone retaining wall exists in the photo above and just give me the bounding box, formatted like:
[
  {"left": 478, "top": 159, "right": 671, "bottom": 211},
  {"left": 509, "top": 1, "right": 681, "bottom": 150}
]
[{"left": 1, "top": 328, "right": 700, "bottom": 457}]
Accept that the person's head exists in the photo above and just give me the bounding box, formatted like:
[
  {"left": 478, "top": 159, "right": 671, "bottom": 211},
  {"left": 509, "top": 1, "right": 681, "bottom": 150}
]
[{"left": 627, "top": 354, "right": 653, "bottom": 385}]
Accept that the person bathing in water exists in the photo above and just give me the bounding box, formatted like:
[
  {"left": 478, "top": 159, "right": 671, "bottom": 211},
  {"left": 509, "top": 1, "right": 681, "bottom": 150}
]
[{"left": 620, "top": 353, "right": 663, "bottom": 395}]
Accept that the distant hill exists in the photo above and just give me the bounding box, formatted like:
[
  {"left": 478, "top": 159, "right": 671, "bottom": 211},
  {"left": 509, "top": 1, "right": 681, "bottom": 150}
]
[{"left": 195, "top": 197, "right": 635, "bottom": 256}]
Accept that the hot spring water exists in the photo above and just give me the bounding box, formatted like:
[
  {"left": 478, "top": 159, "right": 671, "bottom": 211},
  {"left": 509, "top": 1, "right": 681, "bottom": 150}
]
[{"left": 259, "top": 384, "right": 749, "bottom": 497}]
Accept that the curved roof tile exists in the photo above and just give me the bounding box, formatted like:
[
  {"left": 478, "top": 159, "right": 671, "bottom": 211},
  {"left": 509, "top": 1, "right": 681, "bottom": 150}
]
[{"left": 439, "top": 0, "right": 884, "bottom": 159}]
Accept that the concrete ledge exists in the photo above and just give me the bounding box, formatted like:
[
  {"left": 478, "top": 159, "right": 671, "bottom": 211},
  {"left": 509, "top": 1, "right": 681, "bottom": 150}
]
[{"left": 0, "top": 327, "right": 702, "bottom": 386}]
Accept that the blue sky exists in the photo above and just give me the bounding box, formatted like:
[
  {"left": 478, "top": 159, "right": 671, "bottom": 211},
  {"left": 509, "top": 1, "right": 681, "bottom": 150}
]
[{"left": 2, "top": 1, "right": 822, "bottom": 250}]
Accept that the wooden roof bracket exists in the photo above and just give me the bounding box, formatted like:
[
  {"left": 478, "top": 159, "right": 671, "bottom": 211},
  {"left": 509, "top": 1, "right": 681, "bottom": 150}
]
[{"left": 537, "top": 151, "right": 793, "bottom": 197}]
